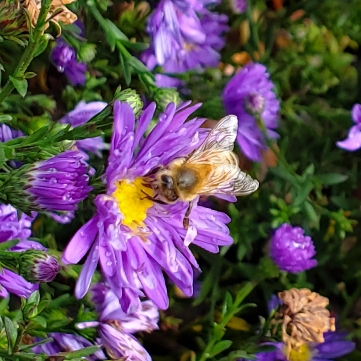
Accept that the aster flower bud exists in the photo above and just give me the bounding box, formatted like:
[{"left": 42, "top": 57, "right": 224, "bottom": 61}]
[
  {"left": 18, "top": 250, "right": 60, "bottom": 283},
  {"left": 116, "top": 89, "right": 143, "bottom": 118},
  {"left": 270, "top": 224, "right": 317, "bottom": 273},
  {"left": 2, "top": 150, "right": 92, "bottom": 216},
  {"left": 153, "top": 87, "right": 181, "bottom": 112},
  {"left": 272, "top": 288, "right": 335, "bottom": 357}
]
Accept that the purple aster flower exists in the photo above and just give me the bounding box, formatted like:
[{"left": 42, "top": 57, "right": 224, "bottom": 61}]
[
  {"left": 76, "top": 283, "right": 158, "bottom": 360},
  {"left": 241, "top": 331, "right": 355, "bottom": 361},
  {"left": 59, "top": 101, "right": 107, "bottom": 157},
  {"left": 222, "top": 63, "right": 280, "bottom": 162},
  {"left": 336, "top": 104, "right": 361, "bottom": 151},
  {"left": 25, "top": 150, "right": 92, "bottom": 221},
  {"left": 63, "top": 101, "right": 233, "bottom": 311},
  {"left": 142, "top": 0, "right": 228, "bottom": 88},
  {"left": 230, "top": 0, "right": 247, "bottom": 14},
  {"left": 270, "top": 224, "right": 317, "bottom": 273},
  {"left": 0, "top": 204, "right": 44, "bottom": 298},
  {"left": 51, "top": 39, "right": 86, "bottom": 86},
  {"left": 33, "top": 333, "right": 105, "bottom": 361}
]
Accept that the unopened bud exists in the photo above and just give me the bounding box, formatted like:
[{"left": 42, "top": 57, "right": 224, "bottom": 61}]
[
  {"left": 117, "top": 89, "right": 143, "bottom": 118},
  {"left": 153, "top": 87, "right": 181, "bottom": 112},
  {"left": 18, "top": 250, "right": 60, "bottom": 283}
]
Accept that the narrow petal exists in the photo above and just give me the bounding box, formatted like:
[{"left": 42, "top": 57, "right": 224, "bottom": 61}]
[{"left": 62, "top": 216, "right": 98, "bottom": 264}]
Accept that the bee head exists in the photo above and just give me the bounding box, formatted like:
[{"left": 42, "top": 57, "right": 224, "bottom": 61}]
[{"left": 152, "top": 172, "right": 178, "bottom": 203}]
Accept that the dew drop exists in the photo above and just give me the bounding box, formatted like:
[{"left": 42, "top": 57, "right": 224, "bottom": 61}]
[
  {"left": 97, "top": 221, "right": 103, "bottom": 228},
  {"left": 79, "top": 231, "right": 85, "bottom": 237},
  {"left": 106, "top": 261, "right": 113, "bottom": 267},
  {"left": 49, "top": 167, "right": 56, "bottom": 173},
  {"left": 49, "top": 177, "right": 57, "bottom": 185}
]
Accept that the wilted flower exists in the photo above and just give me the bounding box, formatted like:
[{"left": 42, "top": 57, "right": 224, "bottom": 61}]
[
  {"left": 272, "top": 288, "right": 335, "bottom": 356},
  {"left": 24, "top": 150, "right": 92, "bottom": 214},
  {"left": 18, "top": 250, "right": 60, "bottom": 283},
  {"left": 63, "top": 101, "right": 233, "bottom": 311},
  {"left": 222, "top": 63, "right": 280, "bottom": 162},
  {"left": 23, "top": 0, "right": 77, "bottom": 32},
  {"left": 76, "top": 283, "right": 158, "bottom": 360},
  {"left": 270, "top": 224, "right": 317, "bottom": 273},
  {"left": 59, "top": 101, "right": 107, "bottom": 157},
  {"left": 0, "top": 1, "right": 29, "bottom": 38},
  {"left": 0, "top": 204, "right": 45, "bottom": 298},
  {"left": 51, "top": 39, "right": 87, "bottom": 86},
  {"left": 32, "top": 333, "right": 106, "bottom": 360},
  {"left": 142, "top": 0, "right": 228, "bottom": 88},
  {"left": 242, "top": 331, "right": 355, "bottom": 361},
  {"left": 336, "top": 104, "right": 361, "bottom": 151}
]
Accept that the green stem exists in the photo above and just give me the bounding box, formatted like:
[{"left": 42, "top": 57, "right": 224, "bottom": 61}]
[
  {"left": 198, "top": 281, "right": 257, "bottom": 361},
  {"left": 246, "top": 0, "right": 260, "bottom": 55},
  {"left": 0, "top": 0, "right": 52, "bottom": 104},
  {"left": 256, "top": 114, "right": 299, "bottom": 183}
]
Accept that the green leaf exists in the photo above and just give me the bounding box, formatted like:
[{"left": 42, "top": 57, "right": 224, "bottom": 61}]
[
  {"left": 221, "top": 292, "right": 233, "bottom": 318},
  {"left": 293, "top": 181, "right": 314, "bottom": 206},
  {"left": 304, "top": 201, "right": 320, "bottom": 229},
  {"left": 0, "top": 115, "right": 12, "bottom": 123},
  {"left": 24, "top": 72, "right": 37, "bottom": 79},
  {"left": 34, "top": 33, "right": 54, "bottom": 57},
  {"left": 26, "top": 291, "right": 40, "bottom": 307},
  {"left": 209, "top": 340, "right": 233, "bottom": 357},
  {"left": 60, "top": 345, "right": 101, "bottom": 359},
  {"left": 120, "top": 39, "right": 149, "bottom": 51},
  {"left": 31, "top": 315, "right": 47, "bottom": 328},
  {"left": 0, "top": 144, "right": 6, "bottom": 170},
  {"left": 4, "top": 317, "right": 17, "bottom": 354},
  {"left": 19, "top": 337, "right": 53, "bottom": 351},
  {"left": 313, "top": 173, "right": 349, "bottom": 185},
  {"left": 0, "top": 239, "right": 19, "bottom": 251},
  {"left": 9, "top": 76, "right": 28, "bottom": 97}
]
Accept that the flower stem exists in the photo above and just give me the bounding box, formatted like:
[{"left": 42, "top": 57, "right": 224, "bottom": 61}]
[
  {"left": 0, "top": 0, "right": 52, "bottom": 104},
  {"left": 246, "top": 0, "right": 260, "bottom": 57},
  {"left": 198, "top": 281, "right": 256, "bottom": 361}
]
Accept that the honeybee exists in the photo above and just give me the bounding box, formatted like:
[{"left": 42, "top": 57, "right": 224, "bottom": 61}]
[{"left": 144, "top": 115, "right": 259, "bottom": 229}]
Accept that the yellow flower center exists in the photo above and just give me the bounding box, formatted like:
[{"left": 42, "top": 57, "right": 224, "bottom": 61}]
[
  {"left": 112, "top": 177, "right": 154, "bottom": 230},
  {"left": 287, "top": 344, "right": 311, "bottom": 361}
]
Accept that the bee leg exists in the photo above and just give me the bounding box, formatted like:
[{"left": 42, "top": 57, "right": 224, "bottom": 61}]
[
  {"left": 183, "top": 201, "right": 194, "bottom": 230},
  {"left": 140, "top": 190, "right": 168, "bottom": 205}
]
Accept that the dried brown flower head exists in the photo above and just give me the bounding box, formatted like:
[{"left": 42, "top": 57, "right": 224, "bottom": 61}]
[
  {"left": 23, "top": 0, "right": 77, "bottom": 33},
  {"left": 273, "top": 288, "right": 335, "bottom": 357}
]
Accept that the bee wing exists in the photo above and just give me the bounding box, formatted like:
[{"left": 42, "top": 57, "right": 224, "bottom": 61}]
[
  {"left": 190, "top": 115, "right": 238, "bottom": 161},
  {"left": 197, "top": 164, "right": 259, "bottom": 196}
]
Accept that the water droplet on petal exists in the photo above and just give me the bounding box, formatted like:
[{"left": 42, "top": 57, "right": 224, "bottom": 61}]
[{"left": 106, "top": 261, "right": 113, "bottom": 267}]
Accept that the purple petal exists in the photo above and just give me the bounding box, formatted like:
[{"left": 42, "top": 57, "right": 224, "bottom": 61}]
[{"left": 62, "top": 216, "right": 99, "bottom": 264}]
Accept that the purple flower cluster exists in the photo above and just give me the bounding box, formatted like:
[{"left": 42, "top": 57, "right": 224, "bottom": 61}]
[
  {"left": 51, "top": 39, "right": 86, "bottom": 86},
  {"left": 76, "top": 283, "right": 159, "bottom": 360},
  {"left": 0, "top": 204, "right": 48, "bottom": 298},
  {"left": 142, "top": 0, "right": 228, "bottom": 88},
  {"left": 222, "top": 63, "right": 280, "bottom": 162},
  {"left": 336, "top": 103, "right": 361, "bottom": 151},
  {"left": 243, "top": 331, "right": 355, "bottom": 361},
  {"left": 62, "top": 101, "right": 233, "bottom": 312},
  {"left": 270, "top": 223, "right": 317, "bottom": 273}
]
